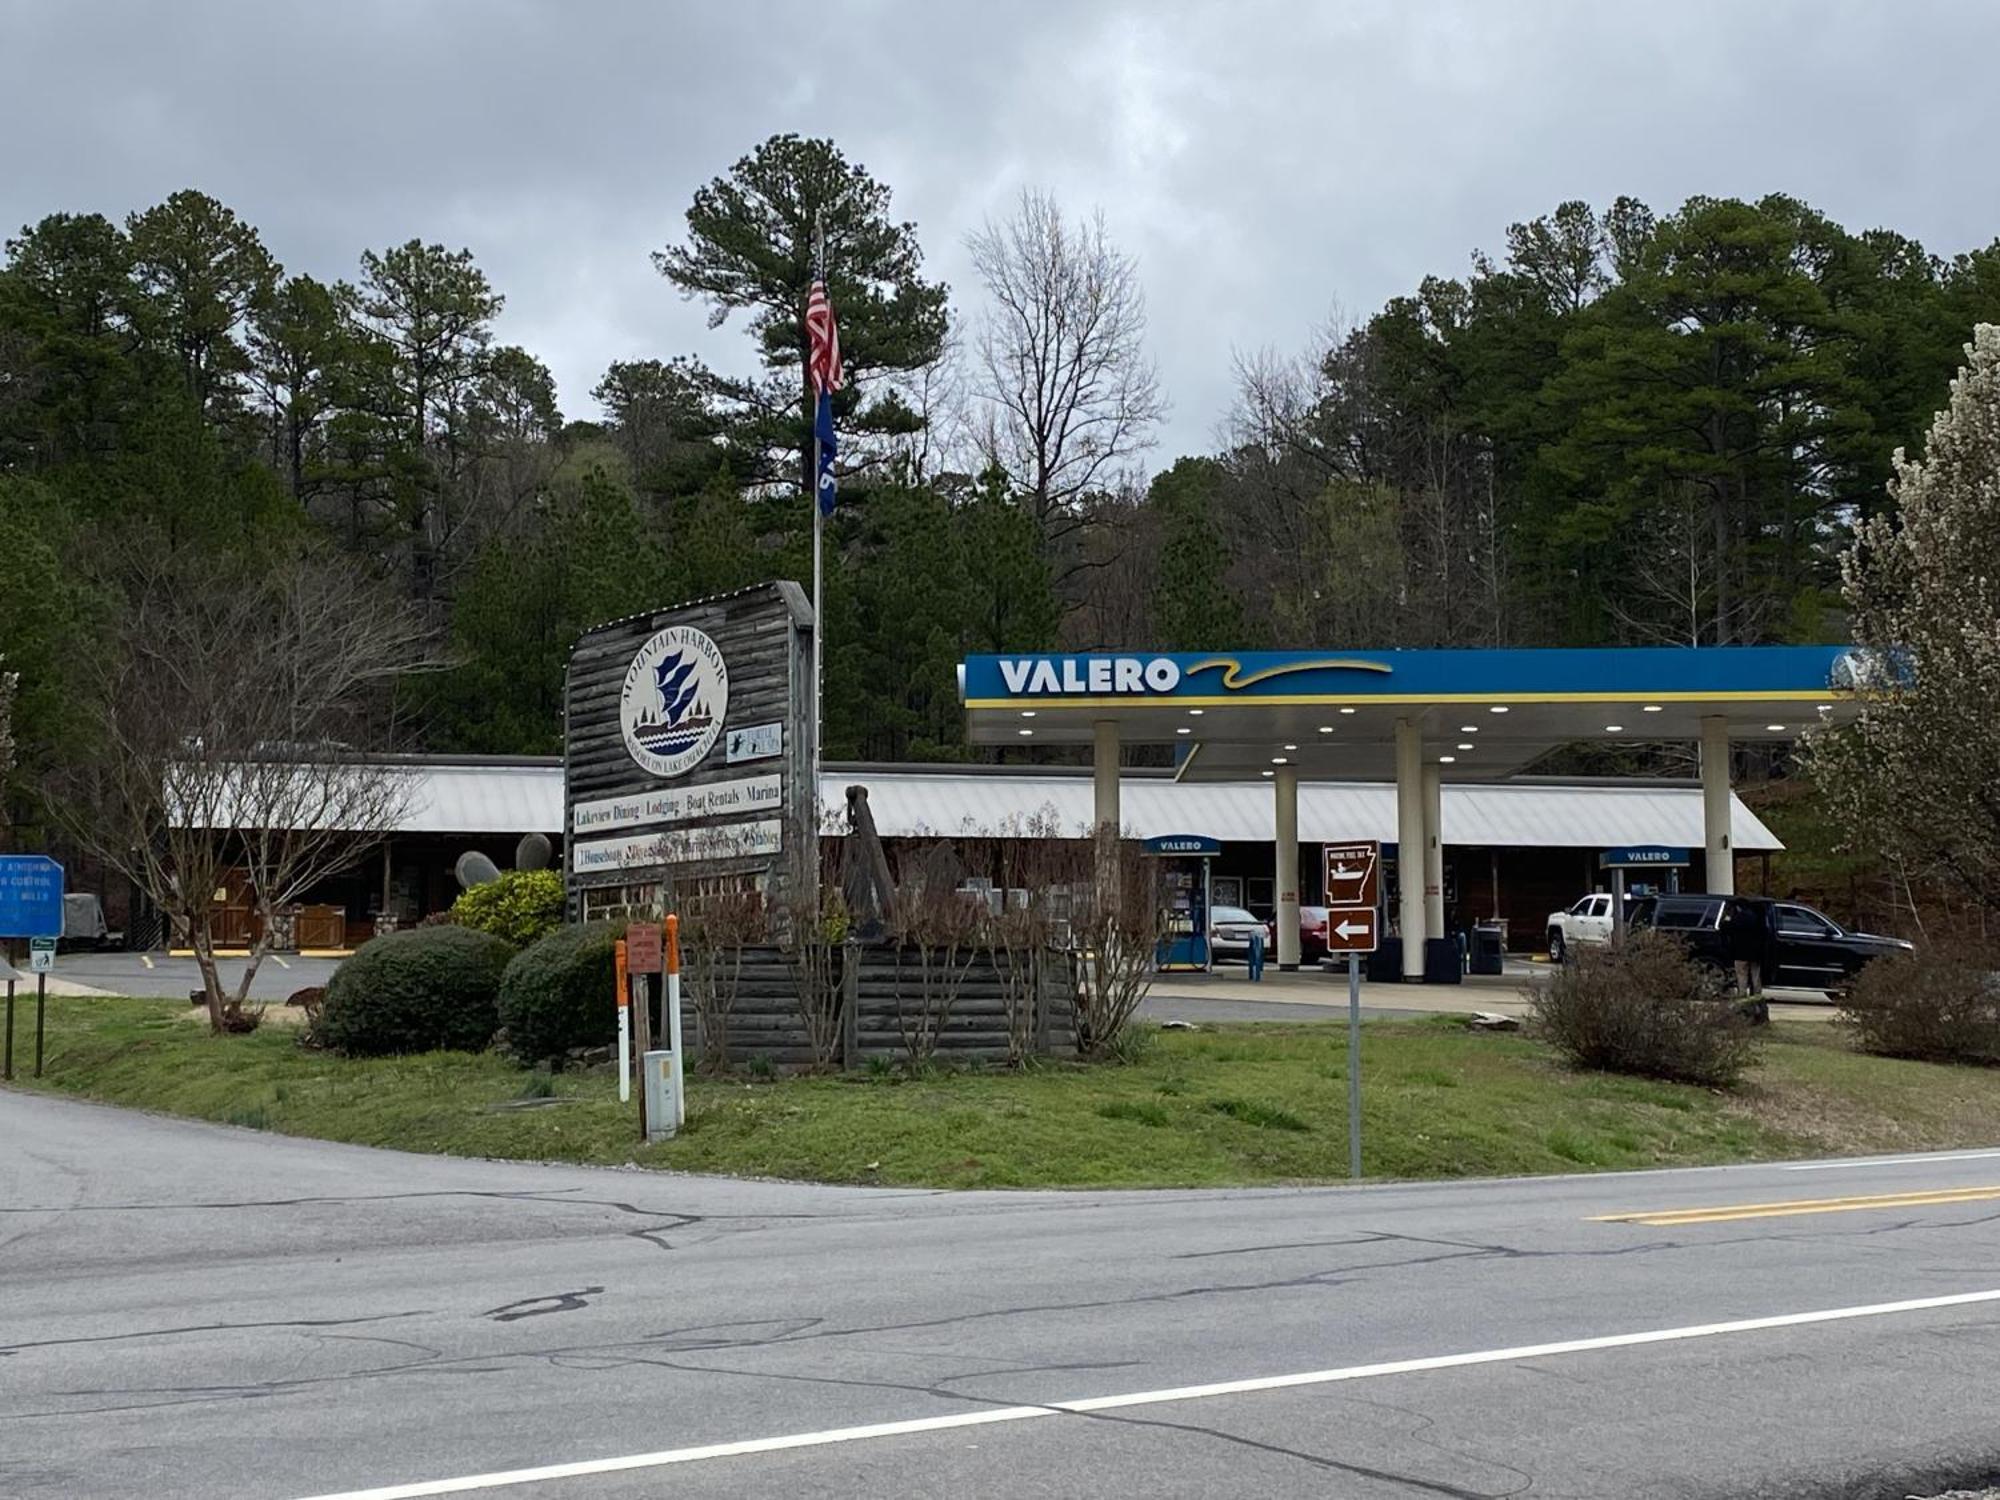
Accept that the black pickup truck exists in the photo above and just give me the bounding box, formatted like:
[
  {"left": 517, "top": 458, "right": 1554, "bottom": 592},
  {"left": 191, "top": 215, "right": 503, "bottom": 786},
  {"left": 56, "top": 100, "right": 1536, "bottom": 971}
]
[{"left": 1627, "top": 893, "right": 1913, "bottom": 994}]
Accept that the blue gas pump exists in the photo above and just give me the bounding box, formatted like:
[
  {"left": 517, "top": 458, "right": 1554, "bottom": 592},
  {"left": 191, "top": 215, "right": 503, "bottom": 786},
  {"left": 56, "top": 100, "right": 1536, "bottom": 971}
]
[{"left": 1145, "top": 834, "right": 1221, "bottom": 972}]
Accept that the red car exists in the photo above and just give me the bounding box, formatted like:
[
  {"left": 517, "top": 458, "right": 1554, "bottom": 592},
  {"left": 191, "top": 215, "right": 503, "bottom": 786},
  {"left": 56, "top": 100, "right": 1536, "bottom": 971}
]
[{"left": 1255, "top": 906, "right": 1333, "bottom": 963}]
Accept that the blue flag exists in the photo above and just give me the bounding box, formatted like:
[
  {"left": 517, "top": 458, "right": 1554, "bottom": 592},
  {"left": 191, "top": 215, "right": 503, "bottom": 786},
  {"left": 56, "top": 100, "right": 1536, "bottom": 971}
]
[{"left": 815, "top": 388, "right": 838, "bottom": 517}]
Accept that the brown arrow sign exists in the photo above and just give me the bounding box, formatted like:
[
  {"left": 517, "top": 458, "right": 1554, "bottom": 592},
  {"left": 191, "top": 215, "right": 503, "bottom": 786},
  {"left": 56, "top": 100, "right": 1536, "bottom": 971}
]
[{"left": 1322, "top": 840, "right": 1380, "bottom": 954}]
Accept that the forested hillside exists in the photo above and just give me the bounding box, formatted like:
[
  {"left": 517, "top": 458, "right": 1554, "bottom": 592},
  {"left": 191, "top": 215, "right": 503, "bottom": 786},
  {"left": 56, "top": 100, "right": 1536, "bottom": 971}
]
[{"left": 7, "top": 134, "right": 2000, "bottom": 832}]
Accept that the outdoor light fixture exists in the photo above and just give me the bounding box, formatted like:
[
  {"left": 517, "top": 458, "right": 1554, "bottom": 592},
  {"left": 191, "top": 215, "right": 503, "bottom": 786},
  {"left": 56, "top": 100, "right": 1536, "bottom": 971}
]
[
  {"left": 1318, "top": 725, "right": 1335, "bottom": 733},
  {"left": 1766, "top": 723, "right": 1786, "bottom": 732},
  {"left": 1176, "top": 727, "right": 1191, "bottom": 735},
  {"left": 1490, "top": 705, "right": 1510, "bottom": 714},
  {"left": 1605, "top": 724, "right": 1623, "bottom": 733},
  {"left": 1460, "top": 725, "right": 1478, "bottom": 733},
  {"left": 1020, "top": 710, "right": 1036, "bottom": 718},
  {"left": 1339, "top": 707, "right": 1357, "bottom": 715},
  {"left": 1017, "top": 728, "right": 1034, "bottom": 737},
  {"left": 1271, "top": 756, "right": 1289, "bottom": 765},
  {"left": 1283, "top": 743, "right": 1298, "bottom": 751},
  {"left": 1643, "top": 704, "right": 1663, "bottom": 713},
  {"left": 1457, "top": 742, "right": 1473, "bottom": 750},
  {"left": 1439, "top": 755, "right": 1457, "bottom": 764},
  {"left": 1261, "top": 770, "right": 1274, "bottom": 778},
  {"left": 1188, "top": 708, "right": 1204, "bottom": 717}
]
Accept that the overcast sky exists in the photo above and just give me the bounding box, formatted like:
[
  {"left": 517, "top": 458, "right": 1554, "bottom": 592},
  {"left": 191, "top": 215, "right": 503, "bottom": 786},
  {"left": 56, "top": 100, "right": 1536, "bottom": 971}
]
[{"left": 7, "top": 0, "right": 1999, "bottom": 464}]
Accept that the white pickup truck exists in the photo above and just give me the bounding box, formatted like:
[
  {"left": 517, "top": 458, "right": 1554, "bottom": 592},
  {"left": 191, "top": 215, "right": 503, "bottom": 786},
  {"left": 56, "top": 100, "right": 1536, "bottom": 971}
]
[{"left": 1545, "top": 893, "right": 1618, "bottom": 962}]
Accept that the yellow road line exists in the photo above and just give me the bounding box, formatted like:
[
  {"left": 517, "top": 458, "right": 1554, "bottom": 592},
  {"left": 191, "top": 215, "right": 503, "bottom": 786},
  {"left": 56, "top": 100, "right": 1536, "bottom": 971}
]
[{"left": 1594, "top": 1185, "right": 2000, "bottom": 1226}]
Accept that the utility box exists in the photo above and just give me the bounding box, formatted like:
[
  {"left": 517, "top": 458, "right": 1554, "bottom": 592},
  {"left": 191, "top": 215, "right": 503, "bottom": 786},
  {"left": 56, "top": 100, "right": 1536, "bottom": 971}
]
[{"left": 643, "top": 1049, "right": 681, "bottom": 1143}]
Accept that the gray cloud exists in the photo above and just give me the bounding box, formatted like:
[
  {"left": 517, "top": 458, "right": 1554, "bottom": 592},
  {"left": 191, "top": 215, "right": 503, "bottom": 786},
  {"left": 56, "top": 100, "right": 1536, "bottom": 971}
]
[{"left": 6, "top": 0, "right": 1997, "bottom": 461}]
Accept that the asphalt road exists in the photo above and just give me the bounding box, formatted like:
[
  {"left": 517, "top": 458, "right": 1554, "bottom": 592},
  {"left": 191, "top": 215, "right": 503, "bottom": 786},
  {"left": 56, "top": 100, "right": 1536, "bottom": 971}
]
[
  {"left": 41, "top": 951, "right": 345, "bottom": 1000},
  {"left": 8, "top": 1092, "right": 2000, "bottom": 1498}
]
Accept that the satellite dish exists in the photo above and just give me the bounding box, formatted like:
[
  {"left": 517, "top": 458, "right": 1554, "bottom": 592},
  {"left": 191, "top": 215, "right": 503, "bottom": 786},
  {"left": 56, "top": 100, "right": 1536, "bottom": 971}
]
[
  {"left": 515, "top": 833, "right": 552, "bottom": 872},
  {"left": 454, "top": 851, "right": 502, "bottom": 890}
]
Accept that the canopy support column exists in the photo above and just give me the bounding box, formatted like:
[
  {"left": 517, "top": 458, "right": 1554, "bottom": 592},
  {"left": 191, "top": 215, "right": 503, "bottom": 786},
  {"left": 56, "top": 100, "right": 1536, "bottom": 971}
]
[
  {"left": 1396, "top": 718, "right": 1424, "bottom": 981},
  {"left": 1700, "top": 715, "right": 1734, "bottom": 896},
  {"left": 1274, "top": 764, "right": 1300, "bottom": 970},
  {"left": 1093, "top": 719, "right": 1121, "bottom": 896},
  {"left": 1422, "top": 764, "right": 1445, "bottom": 944}
]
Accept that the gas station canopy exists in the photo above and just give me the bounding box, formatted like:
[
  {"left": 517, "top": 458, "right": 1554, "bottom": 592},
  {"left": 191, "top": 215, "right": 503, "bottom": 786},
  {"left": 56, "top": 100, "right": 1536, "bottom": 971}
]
[{"left": 961, "top": 645, "right": 1862, "bottom": 780}]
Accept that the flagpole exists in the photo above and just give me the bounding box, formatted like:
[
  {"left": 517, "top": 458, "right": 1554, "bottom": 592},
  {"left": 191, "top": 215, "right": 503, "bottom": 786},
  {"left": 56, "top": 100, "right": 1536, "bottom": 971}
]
[
  {"left": 811, "top": 431, "right": 823, "bottom": 864},
  {"left": 809, "top": 214, "right": 826, "bottom": 915}
]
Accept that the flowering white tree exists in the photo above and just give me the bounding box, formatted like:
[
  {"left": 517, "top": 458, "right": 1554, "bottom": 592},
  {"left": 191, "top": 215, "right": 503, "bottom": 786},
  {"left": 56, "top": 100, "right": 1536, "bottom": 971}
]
[{"left": 1808, "top": 324, "right": 2000, "bottom": 910}]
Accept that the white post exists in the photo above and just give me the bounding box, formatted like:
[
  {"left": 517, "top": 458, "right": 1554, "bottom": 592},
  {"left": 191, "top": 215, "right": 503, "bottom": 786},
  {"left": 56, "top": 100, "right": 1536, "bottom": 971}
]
[
  {"left": 1422, "top": 764, "right": 1445, "bottom": 945},
  {"left": 1274, "top": 764, "right": 1300, "bottom": 969},
  {"left": 616, "top": 981, "right": 631, "bottom": 1104},
  {"left": 1700, "top": 715, "right": 1735, "bottom": 896},
  {"left": 665, "top": 915, "right": 685, "bottom": 1130},
  {"left": 1396, "top": 718, "right": 1425, "bottom": 981}
]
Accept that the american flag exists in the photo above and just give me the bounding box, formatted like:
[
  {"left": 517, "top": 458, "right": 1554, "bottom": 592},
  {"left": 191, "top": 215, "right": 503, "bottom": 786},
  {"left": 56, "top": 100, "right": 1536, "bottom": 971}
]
[{"left": 808, "top": 275, "right": 841, "bottom": 516}]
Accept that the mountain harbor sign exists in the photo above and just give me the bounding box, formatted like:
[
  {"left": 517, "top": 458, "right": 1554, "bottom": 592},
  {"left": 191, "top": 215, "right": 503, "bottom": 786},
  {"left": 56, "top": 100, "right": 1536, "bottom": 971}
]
[{"left": 564, "top": 582, "right": 816, "bottom": 922}]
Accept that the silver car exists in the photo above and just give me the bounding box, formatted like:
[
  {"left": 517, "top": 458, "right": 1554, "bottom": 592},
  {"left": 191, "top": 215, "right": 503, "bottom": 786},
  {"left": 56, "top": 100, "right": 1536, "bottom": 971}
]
[{"left": 1208, "top": 904, "right": 1270, "bottom": 963}]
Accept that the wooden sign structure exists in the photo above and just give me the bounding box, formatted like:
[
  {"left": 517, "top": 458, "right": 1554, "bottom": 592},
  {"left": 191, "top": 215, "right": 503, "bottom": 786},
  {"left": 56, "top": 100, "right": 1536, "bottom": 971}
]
[{"left": 564, "top": 581, "right": 816, "bottom": 925}]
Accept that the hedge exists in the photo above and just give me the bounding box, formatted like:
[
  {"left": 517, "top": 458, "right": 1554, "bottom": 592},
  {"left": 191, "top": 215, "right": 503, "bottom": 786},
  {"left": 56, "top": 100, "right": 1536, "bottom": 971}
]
[
  {"left": 449, "top": 870, "right": 566, "bottom": 947},
  {"left": 499, "top": 922, "right": 624, "bottom": 1066},
  {"left": 318, "top": 925, "right": 517, "bottom": 1056}
]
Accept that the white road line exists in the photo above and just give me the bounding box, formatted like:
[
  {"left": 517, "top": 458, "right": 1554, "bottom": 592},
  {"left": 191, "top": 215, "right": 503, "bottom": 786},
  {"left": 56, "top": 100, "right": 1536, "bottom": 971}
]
[
  {"left": 272, "top": 955, "right": 291, "bottom": 970},
  {"left": 290, "top": 1287, "right": 2000, "bottom": 1500},
  {"left": 139, "top": 954, "right": 155, "bottom": 970},
  {"left": 1783, "top": 1149, "right": 2000, "bottom": 1171}
]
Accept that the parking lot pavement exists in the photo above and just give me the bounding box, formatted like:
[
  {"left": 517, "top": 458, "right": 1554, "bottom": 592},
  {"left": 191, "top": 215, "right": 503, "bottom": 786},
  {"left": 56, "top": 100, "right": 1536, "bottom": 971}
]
[{"left": 38, "top": 951, "right": 346, "bottom": 1000}]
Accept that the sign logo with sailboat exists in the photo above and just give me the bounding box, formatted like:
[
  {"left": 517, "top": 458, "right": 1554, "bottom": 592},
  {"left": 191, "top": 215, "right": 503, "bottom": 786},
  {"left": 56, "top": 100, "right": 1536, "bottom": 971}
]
[{"left": 620, "top": 625, "right": 729, "bottom": 778}]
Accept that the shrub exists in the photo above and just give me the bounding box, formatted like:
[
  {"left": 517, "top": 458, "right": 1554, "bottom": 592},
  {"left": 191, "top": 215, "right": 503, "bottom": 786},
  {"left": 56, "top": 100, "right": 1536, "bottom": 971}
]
[
  {"left": 1528, "top": 929, "right": 1758, "bottom": 1088},
  {"left": 318, "top": 926, "right": 516, "bottom": 1056},
  {"left": 451, "top": 870, "right": 566, "bottom": 947},
  {"left": 499, "top": 921, "right": 624, "bottom": 1065},
  {"left": 1840, "top": 941, "right": 2000, "bottom": 1064}
]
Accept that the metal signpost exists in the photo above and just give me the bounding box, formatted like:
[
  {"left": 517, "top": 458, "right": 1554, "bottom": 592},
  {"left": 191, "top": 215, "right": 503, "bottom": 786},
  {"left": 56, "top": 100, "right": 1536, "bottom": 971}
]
[
  {"left": 1323, "top": 841, "right": 1381, "bottom": 1180},
  {"left": 0, "top": 855, "right": 63, "bottom": 1081}
]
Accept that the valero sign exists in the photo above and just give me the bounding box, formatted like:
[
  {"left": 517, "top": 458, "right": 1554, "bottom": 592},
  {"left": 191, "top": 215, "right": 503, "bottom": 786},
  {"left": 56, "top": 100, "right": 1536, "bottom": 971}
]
[{"left": 970, "top": 653, "right": 1394, "bottom": 701}]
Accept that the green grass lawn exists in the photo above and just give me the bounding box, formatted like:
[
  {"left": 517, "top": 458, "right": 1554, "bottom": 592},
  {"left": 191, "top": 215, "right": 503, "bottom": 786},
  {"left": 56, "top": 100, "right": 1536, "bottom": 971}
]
[{"left": 11, "top": 996, "right": 2000, "bottom": 1188}]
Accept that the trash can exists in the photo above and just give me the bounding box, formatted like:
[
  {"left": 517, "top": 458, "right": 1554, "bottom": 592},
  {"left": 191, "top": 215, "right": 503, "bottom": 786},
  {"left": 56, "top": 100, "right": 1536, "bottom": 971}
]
[
  {"left": 1246, "top": 929, "right": 1266, "bottom": 982},
  {"left": 1468, "top": 922, "right": 1505, "bottom": 977},
  {"left": 1366, "top": 937, "right": 1402, "bottom": 983},
  {"left": 1422, "top": 937, "right": 1462, "bottom": 985}
]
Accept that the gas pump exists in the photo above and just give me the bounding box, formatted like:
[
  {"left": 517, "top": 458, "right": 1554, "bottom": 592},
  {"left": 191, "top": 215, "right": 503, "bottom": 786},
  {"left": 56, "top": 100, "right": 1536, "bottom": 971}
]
[
  {"left": 1600, "top": 845, "right": 1692, "bottom": 940},
  {"left": 1145, "top": 834, "right": 1221, "bottom": 971}
]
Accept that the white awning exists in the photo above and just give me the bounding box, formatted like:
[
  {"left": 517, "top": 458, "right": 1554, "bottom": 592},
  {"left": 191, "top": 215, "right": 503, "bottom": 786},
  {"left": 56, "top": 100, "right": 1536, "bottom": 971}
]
[
  {"left": 185, "top": 758, "right": 1781, "bottom": 852},
  {"left": 833, "top": 768, "right": 1781, "bottom": 851}
]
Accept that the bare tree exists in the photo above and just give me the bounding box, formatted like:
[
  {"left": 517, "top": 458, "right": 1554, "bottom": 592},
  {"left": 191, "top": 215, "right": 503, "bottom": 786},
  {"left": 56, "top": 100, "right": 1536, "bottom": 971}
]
[
  {"left": 967, "top": 190, "right": 1164, "bottom": 560},
  {"left": 52, "top": 541, "right": 430, "bottom": 1031},
  {"left": 1070, "top": 834, "right": 1158, "bottom": 1057},
  {"left": 680, "top": 883, "right": 768, "bottom": 1074},
  {"left": 889, "top": 843, "right": 985, "bottom": 1068}
]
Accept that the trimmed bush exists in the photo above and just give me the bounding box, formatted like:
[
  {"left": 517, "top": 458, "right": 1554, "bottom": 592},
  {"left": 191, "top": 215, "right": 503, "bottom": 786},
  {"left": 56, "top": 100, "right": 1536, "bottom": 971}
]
[
  {"left": 450, "top": 870, "right": 566, "bottom": 947},
  {"left": 1529, "top": 929, "right": 1758, "bottom": 1088},
  {"left": 1841, "top": 941, "right": 2000, "bottom": 1064},
  {"left": 319, "top": 926, "right": 516, "bottom": 1056},
  {"left": 499, "top": 922, "right": 624, "bottom": 1065}
]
